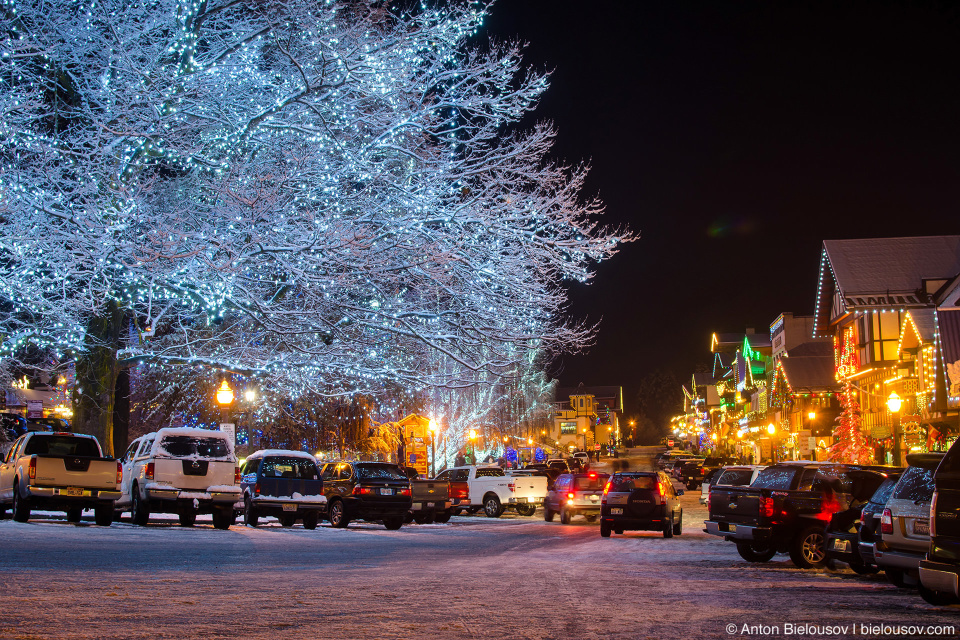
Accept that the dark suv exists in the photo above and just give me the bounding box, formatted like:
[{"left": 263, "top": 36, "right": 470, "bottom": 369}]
[
  {"left": 600, "top": 471, "right": 683, "bottom": 538},
  {"left": 239, "top": 450, "right": 326, "bottom": 529},
  {"left": 919, "top": 438, "right": 960, "bottom": 605},
  {"left": 544, "top": 472, "right": 609, "bottom": 523},
  {"left": 824, "top": 470, "right": 900, "bottom": 573},
  {"left": 320, "top": 461, "right": 412, "bottom": 530}
]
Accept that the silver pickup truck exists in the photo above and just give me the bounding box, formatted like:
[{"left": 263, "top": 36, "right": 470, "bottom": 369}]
[{"left": 0, "top": 432, "right": 121, "bottom": 525}]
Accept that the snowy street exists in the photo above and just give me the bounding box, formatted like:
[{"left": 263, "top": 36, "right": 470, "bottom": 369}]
[{"left": 2, "top": 487, "right": 957, "bottom": 639}]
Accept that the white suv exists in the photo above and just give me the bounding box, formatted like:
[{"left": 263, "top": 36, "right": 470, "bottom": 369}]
[{"left": 116, "top": 428, "right": 241, "bottom": 529}]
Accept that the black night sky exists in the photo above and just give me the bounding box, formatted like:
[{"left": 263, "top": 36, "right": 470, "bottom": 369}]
[{"left": 484, "top": 1, "right": 960, "bottom": 411}]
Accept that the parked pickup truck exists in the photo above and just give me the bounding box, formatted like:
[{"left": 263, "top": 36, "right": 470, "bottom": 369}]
[
  {"left": 440, "top": 465, "right": 547, "bottom": 518},
  {"left": 0, "top": 432, "right": 121, "bottom": 525},
  {"left": 403, "top": 467, "right": 454, "bottom": 524},
  {"left": 704, "top": 462, "right": 894, "bottom": 568}
]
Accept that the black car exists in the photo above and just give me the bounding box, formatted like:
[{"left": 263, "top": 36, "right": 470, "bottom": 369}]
[
  {"left": 320, "top": 461, "right": 412, "bottom": 530},
  {"left": 0, "top": 413, "right": 27, "bottom": 441},
  {"left": 853, "top": 472, "right": 903, "bottom": 571},
  {"left": 600, "top": 471, "right": 683, "bottom": 538},
  {"left": 824, "top": 470, "right": 900, "bottom": 573},
  {"left": 239, "top": 450, "right": 326, "bottom": 529},
  {"left": 919, "top": 438, "right": 960, "bottom": 605}
]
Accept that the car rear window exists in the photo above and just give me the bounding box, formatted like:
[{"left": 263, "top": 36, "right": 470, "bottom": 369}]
[
  {"left": 574, "top": 475, "right": 608, "bottom": 490},
  {"left": 355, "top": 464, "right": 407, "bottom": 480},
  {"left": 158, "top": 435, "right": 231, "bottom": 460},
  {"left": 476, "top": 467, "right": 505, "bottom": 478},
  {"left": 261, "top": 457, "right": 319, "bottom": 480},
  {"left": 610, "top": 475, "right": 656, "bottom": 492},
  {"left": 892, "top": 466, "right": 936, "bottom": 502},
  {"left": 716, "top": 468, "right": 754, "bottom": 487},
  {"left": 751, "top": 467, "right": 800, "bottom": 490},
  {"left": 867, "top": 477, "right": 899, "bottom": 507},
  {"left": 23, "top": 435, "right": 100, "bottom": 457}
]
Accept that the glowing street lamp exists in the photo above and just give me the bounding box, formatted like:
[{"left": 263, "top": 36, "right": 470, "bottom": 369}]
[
  {"left": 216, "top": 381, "right": 234, "bottom": 406},
  {"left": 887, "top": 392, "right": 902, "bottom": 465},
  {"left": 886, "top": 392, "right": 902, "bottom": 413}
]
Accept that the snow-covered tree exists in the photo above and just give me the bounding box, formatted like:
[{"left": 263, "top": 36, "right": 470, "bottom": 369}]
[{"left": 0, "top": 0, "right": 630, "bottom": 452}]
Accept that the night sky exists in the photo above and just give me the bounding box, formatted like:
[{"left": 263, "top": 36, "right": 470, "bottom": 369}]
[{"left": 483, "top": 1, "right": 960, "bottom": 410}]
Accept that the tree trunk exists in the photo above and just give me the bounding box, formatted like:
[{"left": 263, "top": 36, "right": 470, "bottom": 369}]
[
  {"left": 72, "top": 302, "right": 125, "bottom": 456},
  {"left": 113, "top": 368, "right": 130, "bottom": 456}
]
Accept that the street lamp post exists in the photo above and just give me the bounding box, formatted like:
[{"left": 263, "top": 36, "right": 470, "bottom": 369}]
[
  {"left": 428, "top": 419, "right": 439, "bottom": 478},
  {"left": 215, "top": 380, "right": 235, "bottom": 448},
  {"left": 887, "top": 392, "right": 902, "bottom": 466}
]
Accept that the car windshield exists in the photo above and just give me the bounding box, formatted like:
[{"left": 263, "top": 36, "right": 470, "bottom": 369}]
[
  {"left": 716, "top": 468, "right": 754, "bottom": 486},
  {"left": 574, "top": 475, "right": 608, "bottom": 490},
  {"left": 892, "top": 466, "right": 936, "bottom": 502},
  {"left": 23, "top": 435, "right": 100, "bottom": 457},
  {"left": 751, "top": 467, "right": 800, "bottom": 490},
  {"left": 157, "top": 435, "right": 231, "bottom": 460},
  {"left": 610, "top": 475, "right": 656, "bottom": 492},
  {"left": 355, "top": 464, "right": 407, "bottom": 480}
]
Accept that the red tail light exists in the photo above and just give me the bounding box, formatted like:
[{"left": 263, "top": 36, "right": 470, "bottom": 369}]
[
  {"left": 234, "top": 466, "right": 241, "bottom": 484},
  {"left": 760, "top": 496, "right": 775, "bottom": 519},
  {"left": 254, "top": 482, "right": 260, "bottom": 496},
  {"left": 603, "top": 481, "right": 611, "bottom": 495},
  {"left": 145, "top": 462, "right": 155, "bottom": 480},
  {"left": 116, "top": 460, "right": 123, "bottom": 485},
  {"left": 568, "top": 492, "right": 575, "bottom": 500},
  {"left": 701, "top": 467, "right": 707, "bottom": 476},
  {"left": 353, "top": 486, "right": 375, "bottom": 496},
  {"left": 28, "top": 457, "right": 36, "bottom": 480},
  {"left": 880, "top": 508, "right": 894, "bottom": 535},
  {"left": 400, "top": 487, "right": 411, "bottom": 497},
  {"left": 657, "top": 482, "right": 667, "bottom": 506}
]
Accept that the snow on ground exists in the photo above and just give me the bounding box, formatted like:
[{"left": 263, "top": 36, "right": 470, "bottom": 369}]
[{"left": 0, "top": 451, "right": 957, "bottom": 639}]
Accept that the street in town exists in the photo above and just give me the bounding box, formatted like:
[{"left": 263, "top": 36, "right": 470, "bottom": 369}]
[{"left": 1, "top": 451, "right": 956, "bottom": 640}]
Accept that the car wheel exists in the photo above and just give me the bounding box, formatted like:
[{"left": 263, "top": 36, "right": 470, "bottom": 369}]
[
  {"left": 885, "top": 568, "right": 911, "bottom": 588},
  {"left": 433, "top": 510, "right": 452, "bottom": 524},
  {"left": 12, "top": 481, "right": 30, "bottom": 523},
  {"left": 919, "top": 581, "right": 958, "bottom": 606},
  {"left": 515, "top": 503, "right": 536, "bottom": 517},
  {"left": 672, "top": 510, "right": 683, "bottom": 536},
  {"left": 735, "top": 541, "right": 777, "bottom": 562},
  {"left": 790, "top": 525, "right": 827, "bottom": 568},
  {"left": 328, "top": 499, "right": 349, "bottom": 528},
  {"left": 483, "top": 495, "right": 503, "bottom": 518},
  {"left": 94, "top": 505, "right": 113, "bottom": 527},
  {"left": 302, "top": 511, "right": 319, "bottom": 530},
  {"left": 559, "top": 508, "right": 571, "bottom": 525},
  {"left": 66, "top": 508, "right": 83, "bottom": 523},
  {"left": 383, "top": 517, "right": 404, "bottom": 530},
  {"left": 413, "top": 512, "right": 434, "bottom": 525},
  {"left": 244, "top": 496, "right": 259, "bottom": 527},
  {"left": 131, "top": 485, "right": 149, "bottom": 526},
  {"left": 280, "top": 514, "right": 296, "bottom": 528},
  {"left": 600, "top": 522, "right": 611, "bottom": 538},
  {"left": 543, "top": 507, "right": 555, "bottom": 522},
  {"left": 849, "top": 561, "right": 878, "bottom": 575},
  {"left": 212, "top": 506, "right": 234, "bottom": 530},
  {"left": 663, "top": 515, "right": 674, "bottom": 538},
  {"left": 178, "top": 510, "right": 197, "bottom": 527}
]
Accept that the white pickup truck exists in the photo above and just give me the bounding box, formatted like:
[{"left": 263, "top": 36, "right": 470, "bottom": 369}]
[
  {"left": 115, "top": 427, "right": 240, "bottom": 529},
  {"left": 0, "top": 432, "right": 121, "bottom": 525},
  {"left": 439, "top": 465, "right": 547, "bottom": 518}
]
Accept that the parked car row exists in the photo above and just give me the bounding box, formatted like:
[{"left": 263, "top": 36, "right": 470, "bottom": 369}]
[{"left": 703, "top": 439, "right": 960, "bottom": 607}]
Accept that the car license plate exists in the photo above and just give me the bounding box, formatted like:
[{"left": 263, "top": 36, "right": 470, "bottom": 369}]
[
  {"left": 589, "top": 495, "right": 599, "bottom": 502},
  {"left": 914, "top": 520, "right": 930, "bottom": 536},
  {"left": 611, "top": 508, "right": 623, "bottom": 515},
  {"left": 426, "top": 502, "right": 434, "bottom": 508},
  {"left": 282, "top": 503, "right": 297, "bottom": 512},
  {"left": 380, "top": 488, "right": 394, "bottom": 496},
  {"left": 65, "top": 487, "right": 84, "bottom": 497},
  {"left": 832, "top": 539, "right": 850, "bottom": 552}
]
